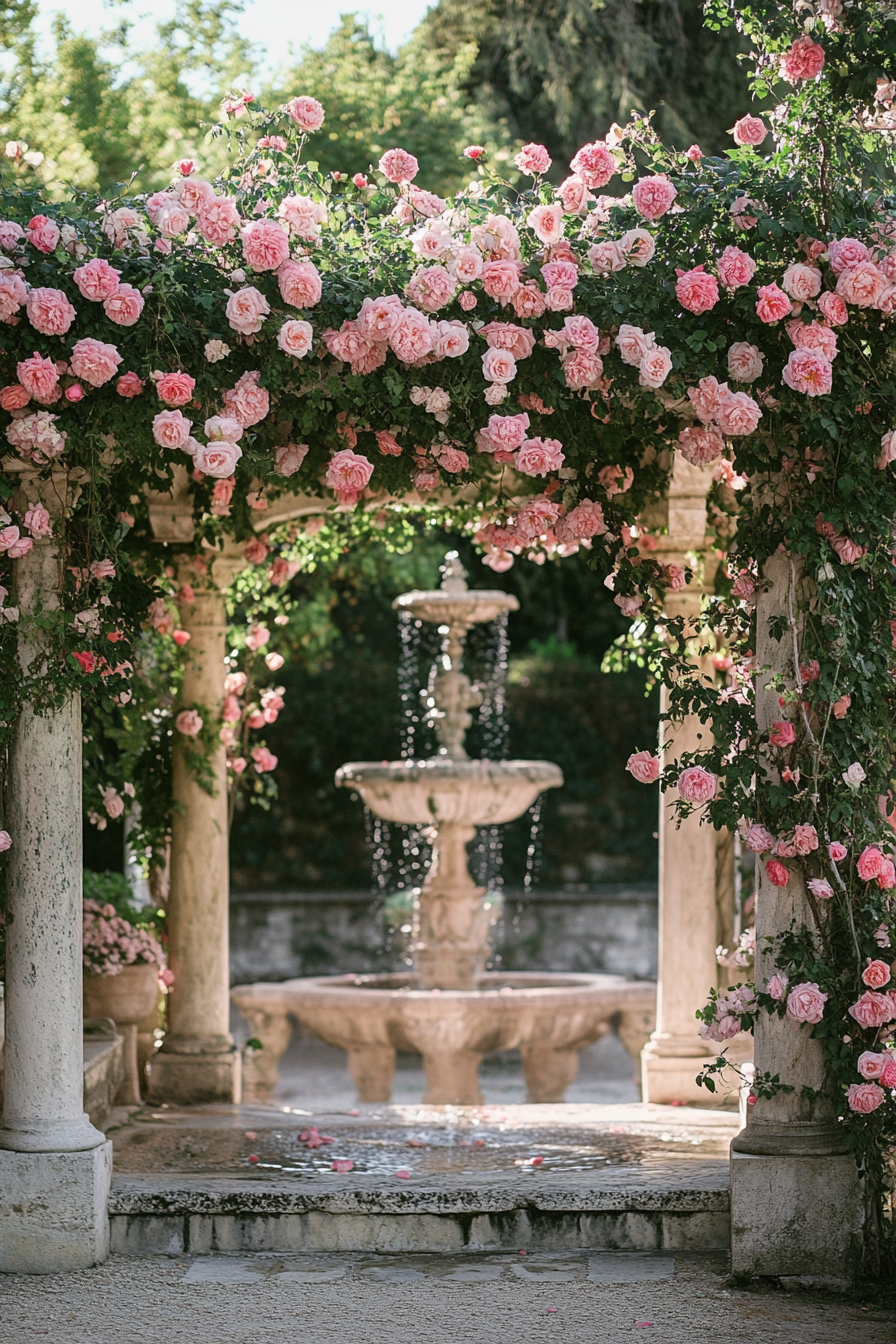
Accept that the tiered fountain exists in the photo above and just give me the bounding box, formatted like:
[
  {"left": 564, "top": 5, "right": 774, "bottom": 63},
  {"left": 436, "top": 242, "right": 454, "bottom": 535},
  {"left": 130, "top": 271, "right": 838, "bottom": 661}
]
[{"left": 233, "top": 555, "right": 655, "bottom": 1105}]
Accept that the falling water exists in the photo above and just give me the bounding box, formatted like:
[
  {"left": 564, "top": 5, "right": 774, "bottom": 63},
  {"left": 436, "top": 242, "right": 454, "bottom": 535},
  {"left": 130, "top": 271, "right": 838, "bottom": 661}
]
[{"left": 523, "top": 797, "right": 545, "bottom": 894}]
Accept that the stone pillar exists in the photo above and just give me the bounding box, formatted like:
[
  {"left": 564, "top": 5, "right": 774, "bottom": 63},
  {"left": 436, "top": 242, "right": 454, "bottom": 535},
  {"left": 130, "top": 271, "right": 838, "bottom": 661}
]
[
  {"left": 148, "top": 548, "right": 244, "bottom": 1104},
  {"left": 0, "top": 468, "right": 112, "bottom": 1273},
  {"left": 730, "top": 551, "right": 864, "bottom": 1285},
  {"left": 640, "top": 459, "right": 745, "bottom": 1104}
]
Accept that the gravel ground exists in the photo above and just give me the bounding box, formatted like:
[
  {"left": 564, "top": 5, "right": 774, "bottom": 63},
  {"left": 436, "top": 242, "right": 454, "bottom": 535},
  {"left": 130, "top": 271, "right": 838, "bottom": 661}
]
[{"left": 1, "top": 1251, "right": 892, "bottom": 1344}]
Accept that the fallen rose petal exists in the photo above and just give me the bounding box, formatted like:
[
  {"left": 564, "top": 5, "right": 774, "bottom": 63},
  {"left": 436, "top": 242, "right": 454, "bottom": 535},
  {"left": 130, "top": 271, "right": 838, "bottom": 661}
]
[
  {"left": 395, "top": 1169, "right": 411, "bottom": 1179},
  {"left": 248, "top": 1154, "right": 259, "bottom": 1164},
  {"left": 332, "top": 1159, "right": 354, "bottom": 1173},
  {"left": 407, "top": 1139, "right": 426, "bottom": 1147},
  {"left": 243, "top": 1130, "right": 257, "bottom": 1140}
]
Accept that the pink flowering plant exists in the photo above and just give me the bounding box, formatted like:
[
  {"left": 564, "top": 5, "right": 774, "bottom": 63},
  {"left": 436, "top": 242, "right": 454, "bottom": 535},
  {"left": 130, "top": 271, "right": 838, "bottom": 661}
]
[
  {"left": 0, "top": 0, "right": 895, "bottom": 1244},
  {"left": 82, "top": 898, "right": 166, "bottom": 977}
]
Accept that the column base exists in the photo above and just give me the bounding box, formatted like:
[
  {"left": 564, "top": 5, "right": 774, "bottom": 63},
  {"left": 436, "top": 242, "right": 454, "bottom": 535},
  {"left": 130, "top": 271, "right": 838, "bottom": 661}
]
[
  {"left": 0, "top": 1141, "right": 112, "bottom": 1273},
  {"left": 147, "top": 1046, "right": 241, "bottom": 1105},
  {"left": 730, "top": 1149, "right": 865, "bottom": 1286},
  {"left": 641, "top": 1034, "right": 751, "bottom": 1105}
]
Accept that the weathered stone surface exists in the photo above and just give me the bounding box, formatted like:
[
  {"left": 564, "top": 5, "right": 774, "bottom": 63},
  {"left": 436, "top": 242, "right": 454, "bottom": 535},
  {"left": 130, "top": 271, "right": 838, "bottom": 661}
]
[
  {"left": 82, "top": 1029, "right": 125, "bottom": 1131},
  {"left": 0, "top": 1142, "right": 112, "bottom": 1273}
]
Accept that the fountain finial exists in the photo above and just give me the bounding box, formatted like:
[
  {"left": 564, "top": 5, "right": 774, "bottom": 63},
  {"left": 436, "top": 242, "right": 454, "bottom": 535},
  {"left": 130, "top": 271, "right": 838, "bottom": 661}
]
[{"left": 440, "top": 551, "right": 467, "bottom": 593}]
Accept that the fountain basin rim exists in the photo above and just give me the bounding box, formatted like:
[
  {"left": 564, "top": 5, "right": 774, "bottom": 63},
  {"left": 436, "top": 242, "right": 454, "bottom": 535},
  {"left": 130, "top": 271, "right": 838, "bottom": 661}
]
[
  {"left": 393, "top": 588, "right": 519, "bottom": 622},
  {"left": 234, "top": 971, "right": 654, "bottom": 1004},
  {"left": 336, "top": 759, "right": 563, "bottom": 786}
]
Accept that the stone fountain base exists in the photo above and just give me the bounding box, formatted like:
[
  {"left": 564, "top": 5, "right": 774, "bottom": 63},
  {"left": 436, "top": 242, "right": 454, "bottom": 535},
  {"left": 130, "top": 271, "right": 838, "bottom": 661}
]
[{"left": 232, "top": 972, "right": 656, "bottom": 1107}]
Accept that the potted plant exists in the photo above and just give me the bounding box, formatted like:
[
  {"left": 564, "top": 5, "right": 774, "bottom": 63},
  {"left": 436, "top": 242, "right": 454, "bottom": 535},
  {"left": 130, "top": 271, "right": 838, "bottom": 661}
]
[{"left": 82, "top": 898, "right": 171, "bottom": 1105}]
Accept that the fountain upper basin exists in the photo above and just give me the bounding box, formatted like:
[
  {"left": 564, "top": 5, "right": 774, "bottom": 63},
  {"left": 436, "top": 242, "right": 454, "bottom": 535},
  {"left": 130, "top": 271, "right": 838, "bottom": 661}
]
[{"left": 336, "top": 757, "right": 563, "bottom": 826}]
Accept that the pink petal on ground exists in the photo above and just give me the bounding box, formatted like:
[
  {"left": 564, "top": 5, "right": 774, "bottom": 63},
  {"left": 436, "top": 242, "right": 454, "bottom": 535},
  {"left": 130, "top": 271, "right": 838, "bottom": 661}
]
[
  {"left": 332, "top": 1159, "right": 354, "bottom": 1173},
  {"left": 395, "top": 1169, "right": 411, "bottom": 1179}
]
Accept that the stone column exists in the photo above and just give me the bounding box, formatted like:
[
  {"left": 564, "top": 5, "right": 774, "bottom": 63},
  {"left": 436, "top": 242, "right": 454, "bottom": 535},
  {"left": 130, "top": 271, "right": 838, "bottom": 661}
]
[
  {"left": 640, "top": 458, "right": 746, "bottom": 1104},
  {"left": 0, "top": 468, "right": 112, "bottom": 1273},
  {"left": 148, "top": 547, "right": 244, "bottom": 1104},
  {"left": 730, "top": 551, "right": 864, "bottom": 1284}
]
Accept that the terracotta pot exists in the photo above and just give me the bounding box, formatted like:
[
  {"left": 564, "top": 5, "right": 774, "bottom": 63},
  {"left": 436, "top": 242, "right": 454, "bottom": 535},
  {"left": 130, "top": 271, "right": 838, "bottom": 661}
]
[{"left": 84, "top": 963, "right": 161, "bottom": 1104}]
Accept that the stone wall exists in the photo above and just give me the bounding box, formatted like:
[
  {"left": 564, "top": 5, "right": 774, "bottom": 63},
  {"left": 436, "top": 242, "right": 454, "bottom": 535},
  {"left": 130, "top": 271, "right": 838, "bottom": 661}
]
[{"left": 230, "top": 884, "right": 658, "bottom": 984}]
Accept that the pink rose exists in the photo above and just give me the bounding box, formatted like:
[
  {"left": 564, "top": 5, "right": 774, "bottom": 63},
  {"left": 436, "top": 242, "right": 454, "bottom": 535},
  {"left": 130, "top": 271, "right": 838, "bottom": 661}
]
[
  {"left": 782, "top": 348, "right": 833, "bottom": 397},
  {"left": 878, "top": 859, "right": 896, "bottom": 891},
  {"left": 0, "top": 830, "right": 10, "bottom": 851},
  {"left": 0, "top": 272, "right": 26, "bottom": 324},
  {"left": 562, "top": 349, "right": 603, "bottom": 390},
  {"left": 766, "top": 859, "right": 790, "bottom": 887},
  {"left": 515, "top": 142, "right": 552, "bottom": 175},
  {"left": 516, "top": 436, "right": 564, "bottom": 476},
  {"left": 482, "top": 346, "right": 517, "bottom": 383},
  {"left": 278, "top": 259, "right": 322, "bottom": 308},
  {"left": 435, "top": 445, "right": 469, "bottom": 473},
  {"left": 432, "top": 320, "right": 469, "bottom": 360},
  {"left": 25, "top": 287, "right": 76, "bottom": 336},
  {"left": 756, "top": 283, "right": 792, "bottom": 323},
  {"left": 857, "top": 1051, "right": 891, "bottom": 1080},
  {"left": 626, "top": 751, "right": 660, "bottom": 784},
  {"left": 17, "top": 353, "right": 59, "bottom": 403},
  {"left": 117, "top": 372, "right": 144, "bottom": 398},
  {"left": 527, "top": 203, "right": 564, "bottom": 245},
  {"left": 69, "top": 338, "right": 122, "bottom": 387},
  {"left": 675, "top": 265, "right": 719, "bottom": 314},
  {"left": 481, "top": 260, "right": 522, "bottom": 303},
  {"left": 73, "top": 258, "right": 121, "bottom": 301},
  {"left": 632, "top": 175, "right": 677, "bottom": 220},
  {"left": 597, "top": 464, "right": 633, "bottom": 495},
  {"left": 792, "top": 823, "right": 819, "bottom": 854},
  {"left": 375, "top": 431, "right": 402, "bottom": 457},
  {"left": 285, "top": 95, "right": 325, "bottom": 132},
  {"left": 616, "top": 325, "right": 656, "bottom": 367},
  {"left": 481, "top": 322, "right": 535, "bottom": 359},
  {"left": 788, "top": 320, "right": 837, "bottom": 361},
  {"left": 152, "top": 409, "right": 192, "bottom": 449},
  {"left": 857, "top": 845, "right": 885, "bottom": 881},
  {"left": 767, "top": 973, "right": 789, "bottom": 1001},
  {"left": 0, "top": 220, "right": 23, "bottom": 250},
  {"left": 564, "top": 498, "right": 606, "bottom": 539},
  {"left": 278, "top": 195, "right": 327, "bottom": 242},
  {"left": 406, "top": 264, "right": 455, "bottom": 312},
  {"left": 156, "top": 200, "right": 190, "bottom": 238},
  {"left": 639, "top": 346, "right": 673, "bottom": 388},
  {"left": 848, "top": 990, "right": 896, "bottom": 1028},
  {"left": 176, "top": 709, "right": 203, "bottom": 736},
  {"left": 836, "top": 262, "right": 887, "bottom": 307},
  {"left": 223, "top": 372, "right": 269, "bottom": 427},
  {"left": 677, "top": 426, "right": 725, "bottom": 466},
  {"left": 226, "top": 286, "right": 271, "bottom": 335},
  {"left": 862, "top": 958, "right": 891, "bottom": 990},
  {"left": 732, "top": 115, "right": 767, "bottom": 147},
  {"left": 744, "top": 823, "right": 775, "bottom": 853},
  {"left": 828, "top": 238, "right": 870, "bottom": 274},
  {"left": 389, "top": 308, "right": 433, "bottom": 362},
  {"left": 24, "top": 503, "right": 51, "bottom": 538},
  {"left": 780, "top": 35, "right": 826, "bottom": 84},
  {"left": 277, "top": 319, "right": 313, "bottom": 358},
  {"left": 769, "top": 720, "right": 796, "bottom": 747},
  {"left": 782, "top": 263, "right": 822, "bottom": 302},
  {"left": 26, "top": 214, "right": 60, "bottom": 253},
  {"left": 619, "top": 228, "right": 655, "bottom": 268},
  {"left": 194, "top": 440, "right": 242, "bottom": 477},
  {"left": 481, "top": 413, "right": 529, "bottom": 452},
  {"left": 252, "top": 746, "right": 278, "bottom": 773},
  {"left": 588, "top": 240, "right": 626, "bottom": 274},
  {"left": 241, "top": 220, "right": 290, "bottom": 273},
  {"left": 541, "top": 260, "right": 579, "bottom": 292},
  {"left": 846, "top": 1082, "right": 885, "bottom": 1113},
  {"left": 818, "top": 291, "right": 848, "bottom": 325},
  {"left": 325, "top": 448, "right": 374, "bottom": 505},
  {"left": 716, "top": 389, "right": 761, "bottom": 436},
  {"left": 357, "top": 294, "right": 404, "bottom": 341},
  {"left": 156, "top": 371, "right": 195, "bottom": 406},
  {"left": 173, "top": 175, "right": 215, "bottom": 211},
  {"left": 205, "top": 415, "right": 243, "bottom": 442},
  {"left": 677, "top": 765, "right": 717, "bottom": 803},
  {"left": 464, "top": 145, "right": 484, "bottom": 160},
  {"left": 570, "top": 141, "right": 617, "bottom": 189},
  {"left": 727, "top": 342, "right": 764, "bottom": 383},
  {"left": 556, "top": 175, "right": 592, "bottom": 214},
  {"left": 274, "top": 443, "right": 308, "bottom": 476},
  {"left": 378, "top": 148, "right": 418, "bottom": 183},
  {"left": 832, "top": 536, "right": 866, "bottom": 565},
  {"left": 786, "top": 981, "right": 827, "bottom": 1023},
  {"left": 808, "top": 878, "right": 834, "bottom": 900},
  {"left": 510, "top": 284, "right": 546, "bottom": 319},
  {"left": 104, "top": 284, "right": 145, "bottom": 327},
  {"left": 196, "top": 195, "right": 241, "bottom": 245},
  {"left": 829, "top": 841, "right": 847, "bottom": 862},
  {"left": 717, "top": 245, "right": 756, "bottom": 288},
  {"left": 353, "top": 173, "right": 369, "bottom": 189},
  {"left": 0, "top": 383, "right": 29, "bottom": 410}
]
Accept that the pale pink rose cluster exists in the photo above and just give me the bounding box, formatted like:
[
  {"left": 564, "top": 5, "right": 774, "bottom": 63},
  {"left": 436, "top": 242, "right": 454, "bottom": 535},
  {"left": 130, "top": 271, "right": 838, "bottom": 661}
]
[
  {"left": 626, "top": 751, "right": 660, "bottom": 784},
  {"left": 325, "top": 293, "right": 470, "bottom": 375},
  {"left": 848, "top": 989, "right": 896, "bottom": 1029},
  {"left": 0, "top": 270, "right": 27, "bottom": 323},
  {"left": 699, "top": 984, "right": 757, "bottom": 1042},
  {"left": 278, "top": 195, "right": 328, "bottom": 244},
  {"left": 5, "top": 410, "right": 67, "bottom": 463},
  {"left": 72, "top": 257, "right": 144, "bottom": 327},
  {"left": 544, "top": 315, "right": 603, "bottom": 390},
  {"left": 325, "top": 448, "right": 375, "bottom": 506},
  {"left": 474, "top": 492, "right": 606, "bottom": 569},
  {"left": 780, "top": 35, "right": 826, "bottom": 84},
  {"left": 614, "top": 324, "right": 672, "bottom": 389},
  {"left": 678, "top": 765, "right": 717, "bottom": 804},
  {"left": 678, "top": 375, "right": 761, "bottom": 464}
]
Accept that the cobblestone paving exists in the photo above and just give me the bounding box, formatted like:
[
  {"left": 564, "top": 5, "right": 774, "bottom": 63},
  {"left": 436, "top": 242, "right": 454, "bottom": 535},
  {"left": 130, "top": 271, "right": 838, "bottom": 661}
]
[{"left": 1, "top": 1251, "right": 892, "bottom": 1343}]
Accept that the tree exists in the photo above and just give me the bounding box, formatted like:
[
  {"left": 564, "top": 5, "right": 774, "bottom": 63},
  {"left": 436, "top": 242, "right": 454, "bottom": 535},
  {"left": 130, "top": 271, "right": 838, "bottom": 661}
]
[{"left": 421, "top": 0, "right": 756, "bottom": 168}]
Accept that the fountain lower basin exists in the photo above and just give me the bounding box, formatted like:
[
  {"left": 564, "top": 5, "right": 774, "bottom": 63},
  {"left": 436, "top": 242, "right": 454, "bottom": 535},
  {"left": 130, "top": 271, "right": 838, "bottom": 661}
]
[{"left": 232, "top": 972, "right": 657, "bottom": 1107}]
